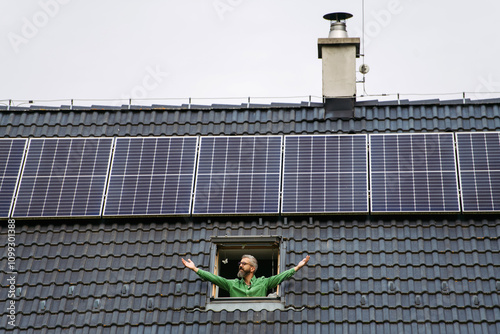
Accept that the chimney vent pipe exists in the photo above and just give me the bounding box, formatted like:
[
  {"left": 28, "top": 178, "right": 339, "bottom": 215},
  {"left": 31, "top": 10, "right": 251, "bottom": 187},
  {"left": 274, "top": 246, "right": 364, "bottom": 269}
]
[{"left": 323, "top": 12, "right": 353, "bottom": 38}]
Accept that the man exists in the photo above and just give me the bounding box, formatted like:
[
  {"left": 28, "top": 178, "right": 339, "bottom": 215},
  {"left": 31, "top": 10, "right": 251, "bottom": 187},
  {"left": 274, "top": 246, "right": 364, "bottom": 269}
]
[{"left": 182, "top": 254, "right": 310, "bottom": 297}]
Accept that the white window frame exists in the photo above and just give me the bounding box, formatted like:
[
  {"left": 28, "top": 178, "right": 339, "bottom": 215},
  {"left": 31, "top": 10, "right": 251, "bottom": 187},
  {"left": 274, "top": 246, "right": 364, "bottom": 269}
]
[{"left": 205, "top": 236, "right": 286, "bottom": 312}]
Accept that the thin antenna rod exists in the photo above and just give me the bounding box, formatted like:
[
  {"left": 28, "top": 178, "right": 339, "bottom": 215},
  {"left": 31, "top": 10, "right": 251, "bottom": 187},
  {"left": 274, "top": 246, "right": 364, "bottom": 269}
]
[
  {"left": 362, "top": 0, "right": 365, "bottom": 56},
  {"left": 361, "top": 0, "right": 368, "bottom": 96}
]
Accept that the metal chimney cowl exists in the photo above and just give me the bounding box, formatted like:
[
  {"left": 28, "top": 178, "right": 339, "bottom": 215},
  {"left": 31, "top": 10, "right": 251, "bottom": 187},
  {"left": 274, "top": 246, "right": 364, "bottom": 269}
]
[
  {"left": 328, "top": 21, "right": 349, "bottom": 38},
  {"left": 318, "top": 12, "right": 360, "bottom": 119},
  {"left": 325, "top": 12, "right": 352, "bottom": 38}
]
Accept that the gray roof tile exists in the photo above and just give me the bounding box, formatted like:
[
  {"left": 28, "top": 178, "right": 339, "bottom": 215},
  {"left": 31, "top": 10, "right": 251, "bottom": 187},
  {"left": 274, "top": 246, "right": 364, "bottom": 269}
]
[
  {"left": 2, "top": 99, "right": 500, "bottom": 137},
  {"left": 1, "top": 99, "right": 500, "bottom": 333},
  {"left": 2, "top": 218, "right": 500, "bottom": 332}
]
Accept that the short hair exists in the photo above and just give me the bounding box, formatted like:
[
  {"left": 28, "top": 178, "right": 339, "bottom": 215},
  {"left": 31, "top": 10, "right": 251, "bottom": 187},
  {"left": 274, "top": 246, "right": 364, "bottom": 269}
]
[{"left": 241, "top": 254, "right": 258, "bottom": 272}]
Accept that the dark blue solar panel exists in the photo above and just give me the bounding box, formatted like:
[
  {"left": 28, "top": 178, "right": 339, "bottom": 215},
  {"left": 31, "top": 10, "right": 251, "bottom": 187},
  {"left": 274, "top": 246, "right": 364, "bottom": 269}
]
[
  {"left": 456, "top": 132, "right": 500, "bottom": 212},
  {"left": 103, "top": 137, "right": 198, "bottom": 216},
  {"left": 370, "top": 133, "right": 460, "bottom": 213},
  {"left": 193, "top": 136, "right": 282, "bottom": 215},
  {"left": 12, "top": 138, "right": 113, "bottom": 218},
  {"left": 0, "top": 139, "right": 27, "bottom": 218},
  {"left": 282, "top": 135, "right": 368, "bottom": 213}
]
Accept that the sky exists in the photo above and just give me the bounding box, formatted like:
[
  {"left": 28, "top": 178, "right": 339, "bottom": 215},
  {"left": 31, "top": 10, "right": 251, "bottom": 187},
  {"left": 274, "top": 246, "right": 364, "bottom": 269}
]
[{"left": 1, "top": 0, "right": 500, "bottom": 107}]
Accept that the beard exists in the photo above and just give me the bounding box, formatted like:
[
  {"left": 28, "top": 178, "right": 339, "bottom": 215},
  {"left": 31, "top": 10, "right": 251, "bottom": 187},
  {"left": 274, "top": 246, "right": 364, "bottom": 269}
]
[{"left": 237, "top": 268, "right": 250, "bottom": 278}]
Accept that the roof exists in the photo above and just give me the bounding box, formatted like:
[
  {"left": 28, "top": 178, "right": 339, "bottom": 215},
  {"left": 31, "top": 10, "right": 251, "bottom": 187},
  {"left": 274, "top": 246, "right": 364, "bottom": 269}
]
[
  {"left": 6, "top": 217, "right": 500, "bottom": 333},
  {"left": 1, "top": 98, "right": 499, "bottom": 137},
  {"left": 1, "top": 99, "right": 499, "bottom": 333}
]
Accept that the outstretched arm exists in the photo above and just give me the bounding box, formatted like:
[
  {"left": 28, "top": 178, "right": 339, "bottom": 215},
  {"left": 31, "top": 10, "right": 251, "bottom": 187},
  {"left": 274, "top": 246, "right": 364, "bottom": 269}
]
[
  {"left": 182, "top": 258, "right": 199, "bottom": 273},
  {"left": 294, "top": 255, "right": 310, "bottom": 272},
  {"left": 182, "top": 258, "right": 232, "bottom": 292},
  {"left": 265, "top": 255, "right": 311, "bottom": 290}
]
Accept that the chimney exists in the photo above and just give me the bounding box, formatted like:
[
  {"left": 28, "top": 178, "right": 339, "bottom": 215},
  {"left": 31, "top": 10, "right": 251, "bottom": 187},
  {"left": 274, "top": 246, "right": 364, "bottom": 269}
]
[{"left": 318, "top": 12, "right": 360, "bottom": 119}]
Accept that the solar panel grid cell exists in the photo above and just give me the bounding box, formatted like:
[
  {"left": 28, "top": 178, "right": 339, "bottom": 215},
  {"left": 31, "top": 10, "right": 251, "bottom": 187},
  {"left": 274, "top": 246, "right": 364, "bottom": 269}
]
[
  {"left": 370, "top": 133, "right": 460, "bottom": 213},
  {"left": 103, "top": 137, "right": 198, "bottom": 216},
  {"left": 193, "top": 136, "right": 282, "bottom": 215},
  {"left": 12, "top": 138, "right": 113, "bottom": 218},
  {"left": 456, "top": 132, "right": 500, "bottom": 212},
  {"left": 282, "top": 135, "right": 368, "bottom": 214},
  {"left": 0, "top": 139, "right": 27, "bottom": 218}
]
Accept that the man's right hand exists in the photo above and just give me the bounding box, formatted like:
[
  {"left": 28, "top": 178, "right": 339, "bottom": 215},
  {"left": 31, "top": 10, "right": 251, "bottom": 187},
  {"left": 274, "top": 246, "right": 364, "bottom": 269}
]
[{"left": 182, "top": 258, "right": 199, "bottom": 273}]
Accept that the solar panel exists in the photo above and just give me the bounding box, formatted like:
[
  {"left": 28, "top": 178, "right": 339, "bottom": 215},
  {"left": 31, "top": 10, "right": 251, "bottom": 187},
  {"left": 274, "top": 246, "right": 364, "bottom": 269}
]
[
  {"left": 12, "top": 138, "right": 113, "bottom": 218},
  {"left": 103, "top": 137, "right": 198, "bottom": 216},
  {"left": 0, "top": 139, "right": 27, "bottom": 218},
  {"left": 193, "top": 136, "right": 282, "bottom": 215},
  {"left": 282, "top": 135, "right": 368, "bottom": 214},
  {"left": 370, "top": 133, "right": 460, "bottom": 213},
  {"left": 456, "top": 132, "right": 500, "bottom": 212}
]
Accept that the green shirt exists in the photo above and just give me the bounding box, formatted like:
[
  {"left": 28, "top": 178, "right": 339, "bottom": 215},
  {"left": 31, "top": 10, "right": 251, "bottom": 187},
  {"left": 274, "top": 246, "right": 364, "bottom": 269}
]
[{"left": 196, "top": 268, "right": 296, "bottom": 297}]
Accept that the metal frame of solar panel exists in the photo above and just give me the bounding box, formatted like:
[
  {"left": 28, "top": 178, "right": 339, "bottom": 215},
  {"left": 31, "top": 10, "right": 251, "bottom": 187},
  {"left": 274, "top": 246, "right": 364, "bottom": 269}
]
[
  {"left": 456, "top": 132, "right": 500, "bottom": 212},
  {"left": 370, "top": 133, "right": 460, "bottom": 213},
  {"left": 12, "top": 138, "right": 113, "bottom": 218},
  {"left": 282, "top": 135, "right": 369, "bottom": 214},
  {"left": 0, "top": 139, "right": 28, "bottom": 218},
  {"left": 103, "top": 137, "right": 198, "bottom": 217},
  {"left": 193, "top": 136, "right": 282, "bottom": 215}
]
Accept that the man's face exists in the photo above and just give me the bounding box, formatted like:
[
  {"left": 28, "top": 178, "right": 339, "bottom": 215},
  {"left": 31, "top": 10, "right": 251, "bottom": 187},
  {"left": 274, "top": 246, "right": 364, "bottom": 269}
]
[{"left": 237, "top": 258, "right": 253, "bottom": 278}]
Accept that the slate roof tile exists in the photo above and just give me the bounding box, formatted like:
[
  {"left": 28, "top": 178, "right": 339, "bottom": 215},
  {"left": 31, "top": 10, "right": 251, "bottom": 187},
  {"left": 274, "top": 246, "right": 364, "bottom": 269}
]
[
  {"left": 2, "top": 99, "right": 500, "bottom": 137},
  {"left": 1, "top": 100, "right": 499, "bottom": 333},
  {"left": 2, "top": 218, "right": 500, "bottom": 332}
]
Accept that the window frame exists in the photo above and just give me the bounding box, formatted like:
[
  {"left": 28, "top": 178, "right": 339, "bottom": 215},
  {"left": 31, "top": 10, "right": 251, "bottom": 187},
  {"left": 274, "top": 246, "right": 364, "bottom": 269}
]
[{"left": 206, "top": 235, "right": 287, "bottom": 311}]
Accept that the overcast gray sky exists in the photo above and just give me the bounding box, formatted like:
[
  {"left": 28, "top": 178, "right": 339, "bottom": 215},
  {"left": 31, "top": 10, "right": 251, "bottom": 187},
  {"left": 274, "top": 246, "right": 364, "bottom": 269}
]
[{"left": 1, "top": 0, "right": 500, "bottom": 107}]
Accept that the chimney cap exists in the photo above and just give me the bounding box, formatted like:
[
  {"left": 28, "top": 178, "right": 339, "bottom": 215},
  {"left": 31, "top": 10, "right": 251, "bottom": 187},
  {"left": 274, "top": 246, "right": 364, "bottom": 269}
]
[{"left": 323, "top": 12, "right": 353, "bottom": 21}]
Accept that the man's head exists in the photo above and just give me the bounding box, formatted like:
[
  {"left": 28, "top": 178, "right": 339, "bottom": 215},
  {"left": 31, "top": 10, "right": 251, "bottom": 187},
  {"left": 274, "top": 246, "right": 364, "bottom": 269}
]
[{"left": 237, "top": 254, "right": 258, "bottom": 278}]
